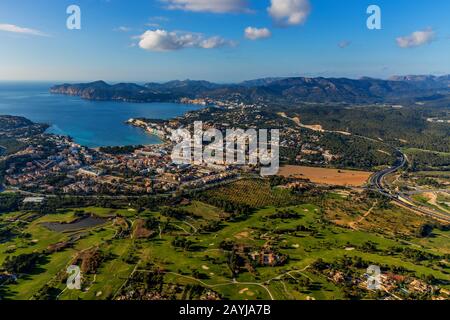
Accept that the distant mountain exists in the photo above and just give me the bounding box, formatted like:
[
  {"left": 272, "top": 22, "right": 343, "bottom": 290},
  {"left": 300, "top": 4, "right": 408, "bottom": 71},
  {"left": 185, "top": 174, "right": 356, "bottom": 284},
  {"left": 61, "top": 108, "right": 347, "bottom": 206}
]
[
  {"left": 239, "top": 77, "right": 286, "bottom": 87},
  {"left": 51, "top": 75, "right": 450, "bottom": 104},
  {"left": 389, "top": 75, "right": 450, "bottom": 89},
  {"left": 50, "top": 81, "right": 179, "bottom": 102},
  {"left": 144, "top": 79, "right": 224, "bottom": 95},
  {"left": 198, "top": 77, "right": 442, "bottom": 103}
]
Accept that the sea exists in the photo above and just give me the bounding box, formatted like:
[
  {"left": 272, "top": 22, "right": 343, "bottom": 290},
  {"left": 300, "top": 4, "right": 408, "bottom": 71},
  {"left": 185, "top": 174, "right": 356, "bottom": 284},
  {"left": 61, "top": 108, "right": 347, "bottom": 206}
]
[{"left": 0, "top": 82, "right": 202, "bottom": 148}]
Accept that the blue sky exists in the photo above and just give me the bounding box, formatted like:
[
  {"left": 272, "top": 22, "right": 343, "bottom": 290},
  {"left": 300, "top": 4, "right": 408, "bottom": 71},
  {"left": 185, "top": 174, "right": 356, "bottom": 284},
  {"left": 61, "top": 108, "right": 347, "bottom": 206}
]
[{"left": 0, "top": 0, "right": 449, "bottom": 82}]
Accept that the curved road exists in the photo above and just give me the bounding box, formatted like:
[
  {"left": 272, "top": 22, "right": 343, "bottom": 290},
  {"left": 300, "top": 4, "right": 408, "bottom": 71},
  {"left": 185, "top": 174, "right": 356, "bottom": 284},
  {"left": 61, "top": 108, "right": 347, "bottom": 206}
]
[
  {"left": 369, "top": 150, "right": 450, "bottom": 223},
  {"left": 369, "top": 150, "right": 407, "bottom": 197}
]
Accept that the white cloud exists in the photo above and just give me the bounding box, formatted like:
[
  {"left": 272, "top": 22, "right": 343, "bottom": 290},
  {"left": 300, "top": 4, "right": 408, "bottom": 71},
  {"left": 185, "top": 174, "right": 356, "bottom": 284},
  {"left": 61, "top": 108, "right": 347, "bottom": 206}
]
[
  {"left": 146, "top": 23, "right": 161, "bottom": 28},
  {"left": 199, "top": 36, "right": 232, "bottom": 48},
  {"left": 150, "top": 16, "right": 170, "bottom": 22},
  {"left": 146, "top": 16, "right": 169, "bottom": 28},
  {"left": 162, "top": 0, "right": 249, "bottom": 13},
  {"left": 396, "top": 28, "right": 435, "bottom": 48},
  {"left": 0, "top": 23, "right": 48, "bottom": 36},
  {"left": 114, "top": 26, "right": 132, "bottom": 32},
  {"left": 138, "top": 29, "right": 234, "bottom": 51},
  {"left": 268, "top": 0, "right": 311, "bottom": 26},
  {"left": 338, "top": 40, "right": 351, "bottom": 48},
  {"left": 244, "top": 27, "right": 271, "bottom": 40}
]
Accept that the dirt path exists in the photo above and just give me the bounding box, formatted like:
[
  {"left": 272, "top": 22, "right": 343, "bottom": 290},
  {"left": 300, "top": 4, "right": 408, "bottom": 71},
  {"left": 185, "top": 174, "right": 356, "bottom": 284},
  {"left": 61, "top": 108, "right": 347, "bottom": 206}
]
[
  {"left": 143, "top": 271, "right": 276, "bottom": 300},
  {"left": 182, "top": 220, "right": 198, "bottom": 234},
  {"left": 278, "top": 112, "right": 351, "bottom": 135},
  {"left": 113, "top": 262, "right": 140, "bottom": 299},
  {"left": 423, "top": 192, "right": 450, "bottom": 213},
  {"left": 349, "top": 201, "right": 378, "bottom": 230},
  {"left": 115, "top": 264, "right": 313, "bottom": 301}
]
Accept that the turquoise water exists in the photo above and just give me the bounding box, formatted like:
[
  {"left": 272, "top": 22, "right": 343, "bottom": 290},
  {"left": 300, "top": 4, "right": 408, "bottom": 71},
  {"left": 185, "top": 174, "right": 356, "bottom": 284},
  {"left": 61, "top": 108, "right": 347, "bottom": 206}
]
[{"left": 0, "top": 82, "right": 201, "bottom": 148}]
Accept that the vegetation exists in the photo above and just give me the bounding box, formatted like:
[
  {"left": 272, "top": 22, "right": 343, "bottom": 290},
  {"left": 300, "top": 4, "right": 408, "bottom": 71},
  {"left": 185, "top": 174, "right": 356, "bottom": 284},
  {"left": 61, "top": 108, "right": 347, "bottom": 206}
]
[
  {"left": 284, "top": 105, "right": 450, "bottom": 153},
  {"left": 0, "top": 184, "right": 448, "bottom": 301},
  {"left": 1, "top": 105, "right": 450, "bottom": 301},
  {"left": 201, "top": 179, "right": 300, "bottom": 209},
  {"left": 405, "top": 148, "right": 450, "bottom": 171},
  {"left": 0, "top": 194, "right": 21, "bottom": 213},
  {"left": 99, "top": 145, "right": 143, "bottom": 155},
  {"left": 2, "top": 253, "right": 45, "bottom": 274}
]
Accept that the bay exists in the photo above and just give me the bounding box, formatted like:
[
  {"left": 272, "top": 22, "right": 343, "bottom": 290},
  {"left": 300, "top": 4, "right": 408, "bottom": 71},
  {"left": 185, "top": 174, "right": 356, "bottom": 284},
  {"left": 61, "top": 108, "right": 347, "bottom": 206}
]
[{"left": 0, "top": 82, "right": 202, "bottom": 148}]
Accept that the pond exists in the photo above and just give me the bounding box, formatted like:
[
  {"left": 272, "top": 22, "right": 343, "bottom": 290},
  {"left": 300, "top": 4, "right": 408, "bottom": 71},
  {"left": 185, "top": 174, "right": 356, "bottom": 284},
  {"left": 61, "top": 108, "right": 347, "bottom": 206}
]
[{"left": 42, "top": 216, "right": 107, "bottom": 232}]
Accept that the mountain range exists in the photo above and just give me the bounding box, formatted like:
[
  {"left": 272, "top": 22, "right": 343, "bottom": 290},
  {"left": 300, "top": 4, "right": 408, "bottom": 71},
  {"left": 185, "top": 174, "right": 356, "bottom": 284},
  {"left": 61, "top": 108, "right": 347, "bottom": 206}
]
[{"left": 50, "top": 75, "right": 450, "bottom": 104}]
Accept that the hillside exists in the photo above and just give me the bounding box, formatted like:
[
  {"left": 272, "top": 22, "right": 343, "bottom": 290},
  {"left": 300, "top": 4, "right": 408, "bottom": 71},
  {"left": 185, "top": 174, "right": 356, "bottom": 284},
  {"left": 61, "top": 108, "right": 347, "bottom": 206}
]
[
  {"left": 50, "top": 81, "right": 179, "bottom": 102},
  {"left": 50, "top": 75, "right": 450, "bottom": 104}
]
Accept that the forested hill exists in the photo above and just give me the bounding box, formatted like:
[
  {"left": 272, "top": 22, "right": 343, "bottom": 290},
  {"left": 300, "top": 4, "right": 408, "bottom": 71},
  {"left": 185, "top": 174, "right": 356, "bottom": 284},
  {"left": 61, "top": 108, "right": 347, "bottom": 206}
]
[{"left": 50, "top": 75, "right": 450, "bottom": 104}]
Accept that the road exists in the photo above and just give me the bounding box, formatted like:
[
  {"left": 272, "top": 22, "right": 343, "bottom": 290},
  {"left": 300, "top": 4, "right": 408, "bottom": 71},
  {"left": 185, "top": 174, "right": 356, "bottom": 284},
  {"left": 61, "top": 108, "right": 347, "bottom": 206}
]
[
  {"left": 283, "top": 113, "right": 450, "bottom": 223},
  {"left": 6, "top": 174, "right": 243, "bottom": 200},
  {"left": 369, "top": 150, "right": 450, "bottom": 223},
  {"left": 403, "top": 189, "right": 450, "bottom": 195},
  {"left": 369, "top": 150, "right": 407, "bottom": 197}
]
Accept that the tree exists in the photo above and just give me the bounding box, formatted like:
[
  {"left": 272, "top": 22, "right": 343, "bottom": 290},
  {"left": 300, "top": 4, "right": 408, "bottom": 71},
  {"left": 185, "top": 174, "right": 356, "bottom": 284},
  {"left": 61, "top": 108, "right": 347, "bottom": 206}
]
[{"left": 417, "top": 223, "right": 434, "bottom": 238}]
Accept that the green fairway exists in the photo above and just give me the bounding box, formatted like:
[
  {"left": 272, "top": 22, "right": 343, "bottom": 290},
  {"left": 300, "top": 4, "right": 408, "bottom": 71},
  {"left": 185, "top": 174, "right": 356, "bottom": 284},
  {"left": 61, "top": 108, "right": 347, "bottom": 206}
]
[{"left": 1, "top": 199, "right": 450, "bottom": 300}]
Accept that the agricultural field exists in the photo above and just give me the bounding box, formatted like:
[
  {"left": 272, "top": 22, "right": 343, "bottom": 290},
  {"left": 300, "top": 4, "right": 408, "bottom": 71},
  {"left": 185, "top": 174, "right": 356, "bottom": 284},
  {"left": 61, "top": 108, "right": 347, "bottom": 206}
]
[
  {"left": 278, "top": 165, "right": 372, "bottom": 187},
  {"left": 202, "top": 179, "right": 300, "bottom": 208}
]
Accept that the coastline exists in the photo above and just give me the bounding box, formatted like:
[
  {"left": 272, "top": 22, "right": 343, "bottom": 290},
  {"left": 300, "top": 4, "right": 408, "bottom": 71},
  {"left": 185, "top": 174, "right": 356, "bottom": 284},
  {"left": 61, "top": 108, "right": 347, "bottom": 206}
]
[
  {"left": 125, "top": 118, "right": 171, "bottom": 146},
  {"left": 0, "top": 83, "right": 203, "bottom": 148}
]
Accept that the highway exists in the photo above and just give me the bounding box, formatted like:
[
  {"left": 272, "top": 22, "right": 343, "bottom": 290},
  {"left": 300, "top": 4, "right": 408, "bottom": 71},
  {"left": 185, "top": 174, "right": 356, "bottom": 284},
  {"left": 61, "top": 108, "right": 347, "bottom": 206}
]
[
  {"left": 369, "top": 151, "right": 407, "bottom": 197},
  {"left": 369, "top": 151, "right": 450, "bottom": 223},
  {"left": 289, "top": 116, "right": 450, "bottom": 223}
]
